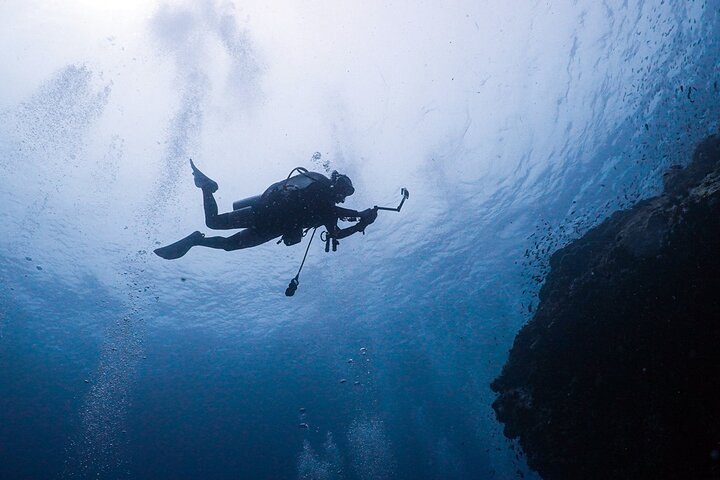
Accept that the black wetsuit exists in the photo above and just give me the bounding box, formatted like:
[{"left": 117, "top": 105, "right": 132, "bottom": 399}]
[
  {"left": 253, "top": 171, "right": 362, "bottom": 244},
  {"left": 154, "top": 168, "right": 372, "bottom": 259}
]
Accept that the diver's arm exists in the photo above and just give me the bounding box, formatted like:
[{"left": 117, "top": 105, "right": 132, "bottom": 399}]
[
  {"left": 330, "top": 223, "right": 365, "bottom": 239},
  {"left": 327, "top": 208, "right": 378, "bottom": 239},
  {"left": 334, "top": 206, "right": 361, "bottom": 220},
  {"left": 334, "top": 206, "right": 378, "bottom": 222}
]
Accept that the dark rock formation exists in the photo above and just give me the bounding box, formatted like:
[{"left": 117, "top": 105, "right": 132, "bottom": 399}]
[{"left": 492, "top": 134, "right": 720, "bottom": 479}]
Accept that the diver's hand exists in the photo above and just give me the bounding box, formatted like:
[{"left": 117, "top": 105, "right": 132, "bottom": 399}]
[
  {"left": 358, "top": 208, "right": 378, "bottom": 226},
  {"left": 354, "top": 208, "right": 377, "bottom": 234}
]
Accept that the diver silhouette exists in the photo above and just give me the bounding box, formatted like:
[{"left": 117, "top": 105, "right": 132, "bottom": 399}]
[{"left": 154, "top": 160, "right": 378, "bottom": 260}]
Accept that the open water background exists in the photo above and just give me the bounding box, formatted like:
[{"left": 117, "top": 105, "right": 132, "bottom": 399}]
[{"left": 1, "top": 1, "right": 719, "bottom": 478}]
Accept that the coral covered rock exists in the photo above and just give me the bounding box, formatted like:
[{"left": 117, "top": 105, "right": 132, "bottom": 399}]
[{"left": 492, "top": 135, "right": 720, "bottom": 479}]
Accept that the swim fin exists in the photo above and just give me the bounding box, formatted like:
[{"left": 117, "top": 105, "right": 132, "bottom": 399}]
[
  {"left": 154, "top": 231, "right": 205, "bottom": 260},
  {"left": 190, "top": 159, "right": 218, "bottom": 192}
]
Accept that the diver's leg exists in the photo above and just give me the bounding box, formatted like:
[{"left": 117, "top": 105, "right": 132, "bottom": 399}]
[
  {"left": 197, "top": 228, "right": 277, "bottom": 251},
  {"left": 202, "top": 192, "right": 255, "bottom": 230},
  {"left": 190, "top": 160, "right": 258, "bottom": 229},
  {"left": 191, "top": 160, "right": 259, "bottom": 230},
  {"left": 202, "top": 188, "right": 220, "bottom": 219}
]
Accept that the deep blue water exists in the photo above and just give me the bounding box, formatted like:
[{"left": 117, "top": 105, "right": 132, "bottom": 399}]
[{"left": 1, "top": 1, "right": 719, "bottom": 479}]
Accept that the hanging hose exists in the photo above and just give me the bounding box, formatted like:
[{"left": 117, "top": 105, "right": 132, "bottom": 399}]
[
  {"left": 285, "top": 227, "right": 317, "bottom": 296},
  {"left": 282, "top": 177, "right": 409, "bottom": 296}
]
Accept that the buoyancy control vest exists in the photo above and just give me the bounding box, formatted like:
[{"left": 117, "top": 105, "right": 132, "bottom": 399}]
[{"left": 254, "top": 171, "right": 335, "bottom": 245}]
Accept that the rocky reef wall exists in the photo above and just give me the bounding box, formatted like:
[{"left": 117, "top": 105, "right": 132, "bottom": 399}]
[{"left": 492, "top": 134, "right": 720, "bottom": 479}]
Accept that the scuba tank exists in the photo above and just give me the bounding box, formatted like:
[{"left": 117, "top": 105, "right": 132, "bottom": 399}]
[{"left": 232, "top": 195, "right": 261, "bottom": 211}]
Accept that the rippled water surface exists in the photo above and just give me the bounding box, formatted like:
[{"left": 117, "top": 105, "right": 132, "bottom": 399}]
[{"left": 1, "top": 1, "right": 718, "bottom": 478}]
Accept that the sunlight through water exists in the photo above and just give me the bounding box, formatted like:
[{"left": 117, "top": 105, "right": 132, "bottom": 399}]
[{"left": 1, "top": 1, "right": 718, "bottom": 478}]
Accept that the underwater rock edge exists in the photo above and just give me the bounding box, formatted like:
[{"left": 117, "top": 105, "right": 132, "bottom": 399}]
[{"left": 491, "top": 134, "right": 720, "bottom": 479}]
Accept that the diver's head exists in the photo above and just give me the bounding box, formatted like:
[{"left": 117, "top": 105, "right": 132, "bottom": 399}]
[{"left": 330, "top": 170, "right": 354, "bottom": 203}]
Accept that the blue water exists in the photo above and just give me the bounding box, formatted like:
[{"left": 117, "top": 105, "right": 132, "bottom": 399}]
[{"left": 1, "top": 1, "right": 718, "bottom": 478}]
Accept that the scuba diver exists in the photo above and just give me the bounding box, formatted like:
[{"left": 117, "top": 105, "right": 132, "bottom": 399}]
[{"left": 154, "top": 160, "right": 378, "bottom": 260}]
